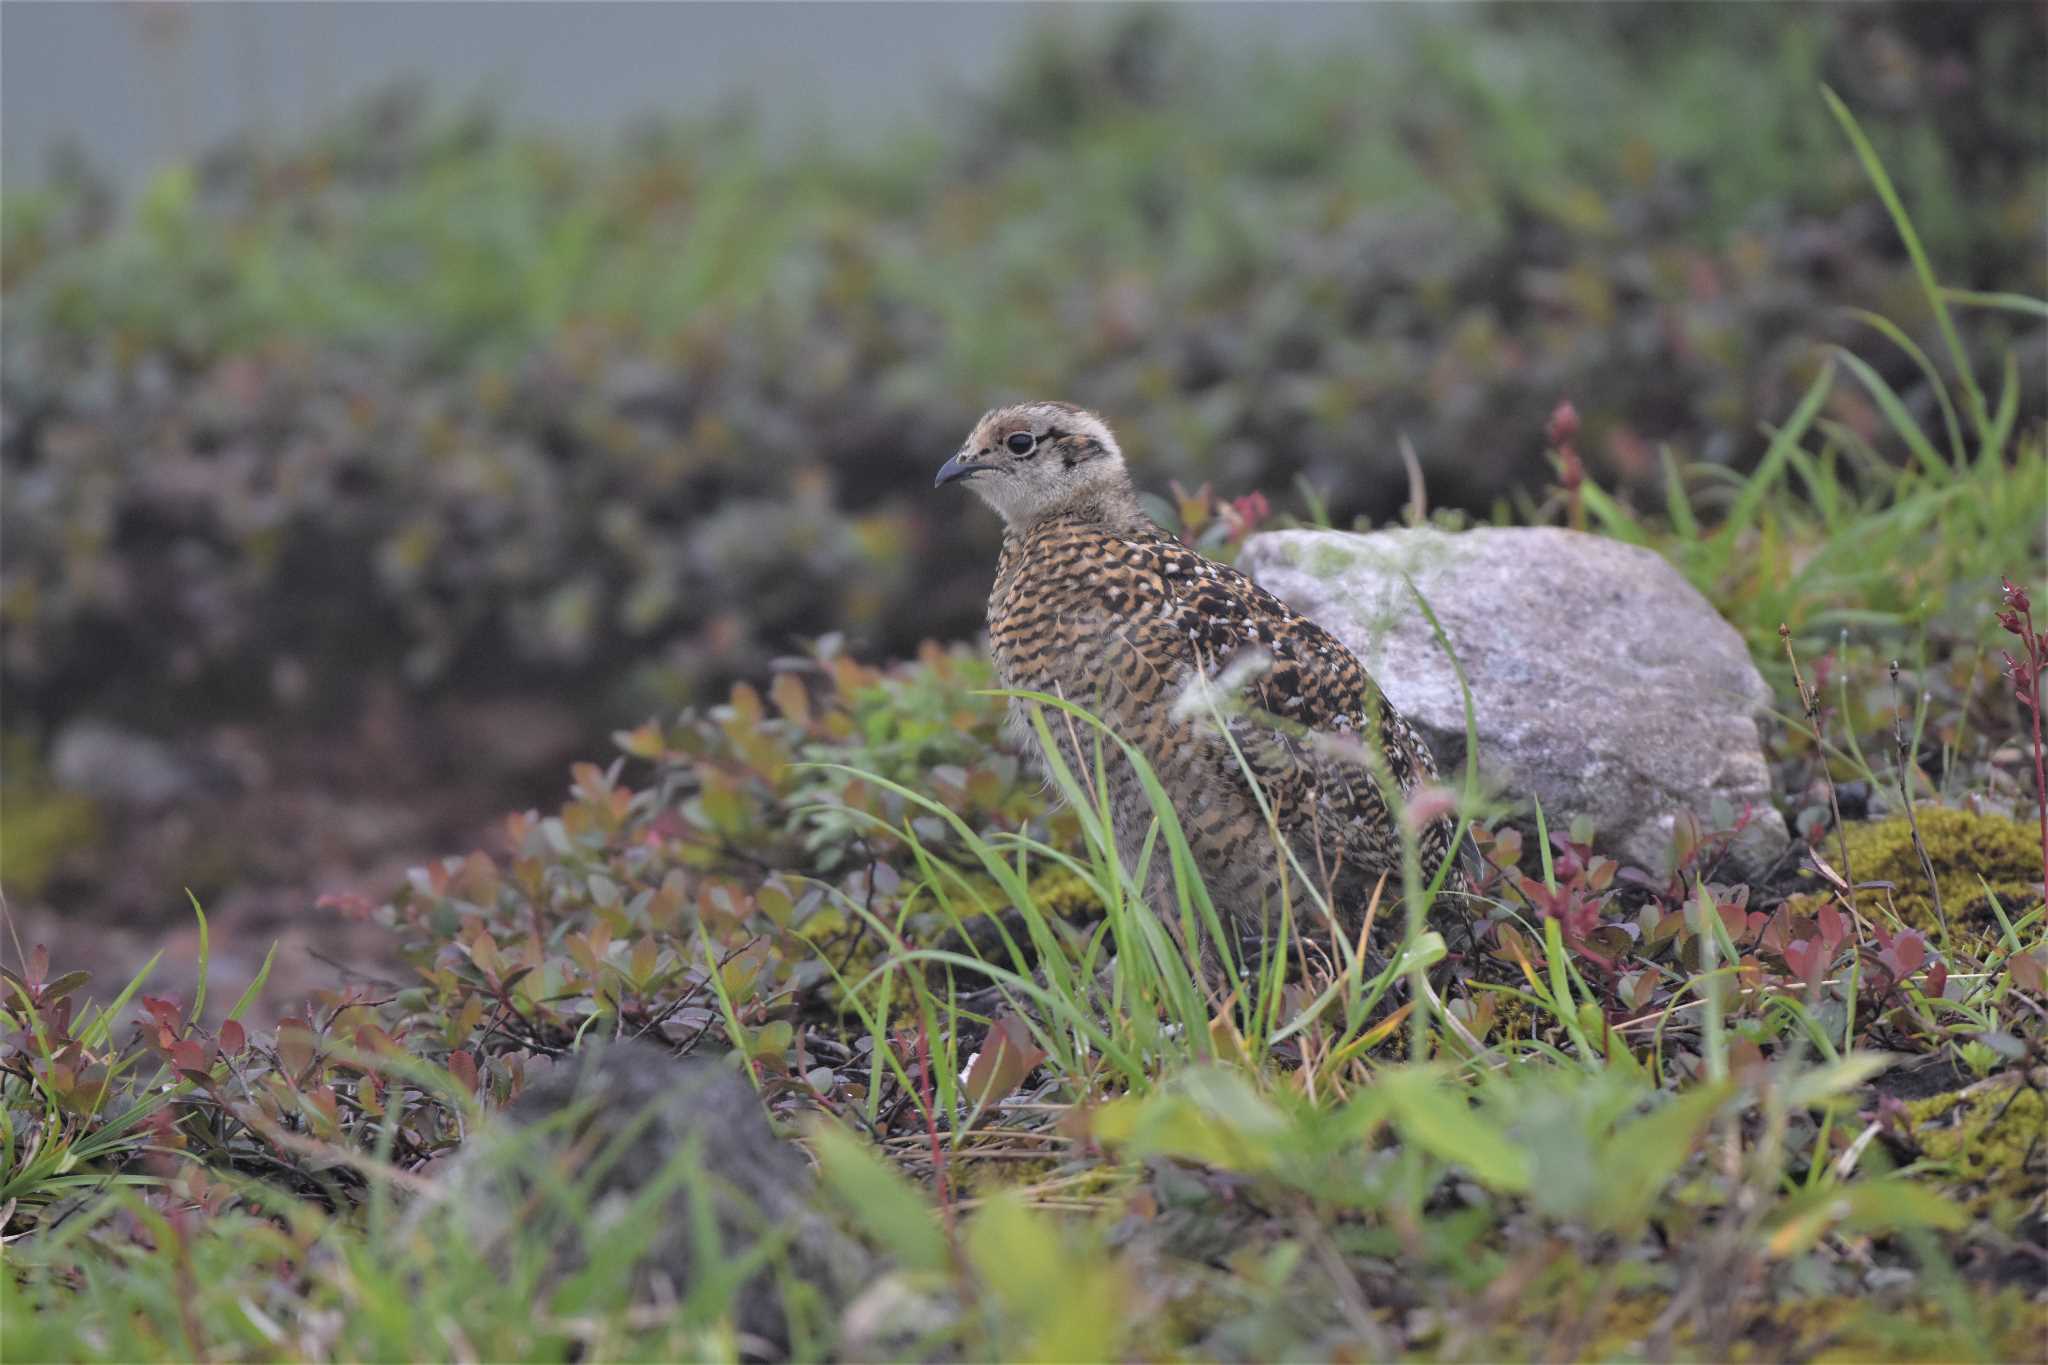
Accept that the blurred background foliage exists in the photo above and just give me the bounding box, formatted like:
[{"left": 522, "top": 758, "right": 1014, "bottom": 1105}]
[{"left": 4, "top": 3, "right": 2041, "bottom": 738}]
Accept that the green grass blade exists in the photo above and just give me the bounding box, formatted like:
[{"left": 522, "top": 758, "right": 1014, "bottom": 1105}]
[
  {"left": 1660, "top": 446, "right": 1701, "bottom": 541},
  {"left": 1723, "top": 359, "right": 1835, "bottom": 541},
  {"left": 1821, "top": 85, "right": 1988, "bottom": 442},
  {"left": 1835, "top": 347, "right": 1951, "bottom": 478},
  {"left": 1937, "top": 287, "right": 2048, "bottom": 319},
  {"left": 1841, "top": 307, "right": 1965, "bottom": 467},
  {"left": 187, "top": 890, "right": 210, "bottom": 1024}
]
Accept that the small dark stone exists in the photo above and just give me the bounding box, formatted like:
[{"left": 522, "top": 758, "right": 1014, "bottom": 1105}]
[
  {"left": 430, "top": 1039, "right": 869, "bottom": 1356},
  {"left": 1835, "top": 779, "right": 1871, "bottom": 821}
]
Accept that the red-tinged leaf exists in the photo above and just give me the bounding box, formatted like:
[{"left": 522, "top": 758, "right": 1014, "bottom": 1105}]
[
  {"left": 1891, "top": 932, "right": 1926, "bottom": 976},
  {"left": 170, "top": 1039, "right": 210, "bottom": 1076},
  {"left": 729, "top": 682, "right": 764, "bottom": 725},
  {"left": 26, "top": 944, "right": 48, "bottom": 994},
  {"left": 354, "top": 1024, "right": 399, "bottom": 1060},
  {"left": 2011, "top": 950, "right": 2048, "bottom": 995},
  {"left": 141, "top": 995, "right": 184, "bottom": 1034},
  {"left": 37, "top": 970, "right": 90, "bottom": 1004},
  {"left": 1922, "top": 961, "right": 1948, "bottom": 999},
  {"left": 1729, "top": 1038, "right": 1767, "bottom": 1075},
  {"left": 450, "top": 851, "right": 500, "bottom": 906},
  {"left": 448, "top": 1049, "right": 478, "bottom": 1094},
  {"left": 629, "top": 935, "right": 658, "bottom": 986},
  {"left": 963, "top": 1014, "right": 1049, "bottom": 1107},
  {"left": 565, "top": 932, "right": 599, "bottom": 976},
  {"left": 316, "top": 892, "right": 376, "bottom": 920},
  {"left": 466, "top": 933, "right": 503, "bottom": 979},
  {"left": 218, "top": 1020, "right": 246, "bottom": 1055},
  {"left": 276, "top": 1018, "right": 317, "bottom": 1078},
  {"left": 770, "top": 671, "right": 811, "bottom": 726},
  {"left": 614, "top": 721, "right": 666, "bottom": 759},
  {"left": 453, "top": 993, "right": 485, "bottom": 1045},
  {"left": 1719, "top": 899, "right": 1748, "bottom": 942},
  {"left": 745, "top": 1019, "right": 794, "bottom": 1063},
  {"left": 1495, "top": 922, "right": 1534, "bottom": 963},
  {"left": 305, "top": 1084, "right": 341, "bottom": 1135},
  {"left": 1631, "top": 970, "right": 1659, "bottom": 1010},
  {"left": 647, "top": 870, "right": 686, "bottom": 932},
  {"left": 1818, "top": 902, "right": 1846, "bottom": 952}
]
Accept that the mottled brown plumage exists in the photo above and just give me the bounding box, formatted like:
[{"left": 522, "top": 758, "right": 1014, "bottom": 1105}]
[{"left": 936, "top": 401, "right": 1454, "bottom": 961}]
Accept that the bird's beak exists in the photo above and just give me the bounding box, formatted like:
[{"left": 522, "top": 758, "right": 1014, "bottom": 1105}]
[{"left": 933, "top": 452, "right": 996, "bottom": 489}]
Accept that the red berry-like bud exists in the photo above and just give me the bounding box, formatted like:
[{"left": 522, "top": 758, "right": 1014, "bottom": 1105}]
[
  {"left": 1546, "top": 399, "right": 1580, "bottom": 447},
  {"left": 2000, "top": 577, "right": 2031, "bottom": 615}
]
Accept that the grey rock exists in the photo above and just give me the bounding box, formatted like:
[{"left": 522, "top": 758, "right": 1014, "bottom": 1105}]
[
  {"left": 51, "top": 719, "right": 200, "bottom": 807},
  {"left": 1240, "top": 526, "right": 1789, "bottom": 874},
  {"left": 431, "top": 1040, "right": 870, "bottom": 1356}
]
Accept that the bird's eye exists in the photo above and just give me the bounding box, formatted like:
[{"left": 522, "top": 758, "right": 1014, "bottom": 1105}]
[{"left": 1005, "top": 431, "right": 1037, "bottom": 456}]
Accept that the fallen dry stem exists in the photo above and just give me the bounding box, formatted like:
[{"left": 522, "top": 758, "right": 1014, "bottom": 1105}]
[{"left": 1889, "top": 660, "right": 1949, "bottom": 943}]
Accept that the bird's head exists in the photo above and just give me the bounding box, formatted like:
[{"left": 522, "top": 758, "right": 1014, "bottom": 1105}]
[{"left": 934, "top": 401, "right": 1130, "bottom": 528}]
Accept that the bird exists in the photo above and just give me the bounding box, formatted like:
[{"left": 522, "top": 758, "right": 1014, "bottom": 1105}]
[{"left": 935, "top": 400, "right": 1458, "bottom": 972}]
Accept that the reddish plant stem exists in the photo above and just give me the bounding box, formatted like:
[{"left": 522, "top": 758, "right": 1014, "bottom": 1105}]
[
  {"left": 1999, "top": 579, "right": 2048, "bottom": 909},
  {"left": 2023, "top": 605, "right": 2047, "bottom": 908},
  {"left": 915, "top": 1012, "right": 955, "bottom": 1234}
]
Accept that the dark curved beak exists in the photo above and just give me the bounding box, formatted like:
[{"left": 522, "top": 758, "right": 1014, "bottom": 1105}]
[{"left": 934, "top": 452, "right": 996, "bottom": 489}]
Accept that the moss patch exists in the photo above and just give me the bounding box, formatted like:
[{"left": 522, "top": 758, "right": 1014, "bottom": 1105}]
[
  {"left": 1025, "top": 866, "right": 1105, "bottom": 922},
  {"left": 1904, "top": 1076, "right": 2046, "bottom": 1234},
  {"left": 1841, "top": 808, "right": 2042, "bottom": 953},
  {"left": 1587, "top": 1286, "right": 2044, "bottom": 1362}
]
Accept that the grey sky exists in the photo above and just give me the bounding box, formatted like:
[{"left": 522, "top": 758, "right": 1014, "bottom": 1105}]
[{"left": 3, "top": 2, "right": 1401, "bottom": 193}]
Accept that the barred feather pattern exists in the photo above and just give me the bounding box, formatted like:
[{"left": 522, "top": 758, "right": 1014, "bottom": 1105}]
[{"left": 988, "top": 509, "right": 1455, "bottom": 947}]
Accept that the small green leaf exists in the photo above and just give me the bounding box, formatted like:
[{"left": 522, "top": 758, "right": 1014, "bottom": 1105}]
[
  {"left": 1379, "top": 1067, "right": 1532, "bottom": 1192},
  {"left": 805, "top": 1119, "right": 948, "bottom": 1274},
  {"left": 1783, "top": 1051, "right": 1896, "bottom": 1109}
]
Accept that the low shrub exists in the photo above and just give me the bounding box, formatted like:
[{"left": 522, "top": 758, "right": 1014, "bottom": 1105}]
[{"left": 4, "top": 5, "right": 2041, "bottom": 731}]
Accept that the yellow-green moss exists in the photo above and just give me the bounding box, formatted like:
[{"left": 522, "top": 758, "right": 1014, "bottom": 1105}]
[
  {"left": 1841, "top": 808, "right": 2042, "bottom": 951},
  {"left": 1025, "top": 866, "right": 1105, "bottom": 922},
  {"left": 0, "top": 735, "right": 102, "bottom": 898},
  {"left": 1586, "top": 1286, "right": 2043, "bottom": 1362},
  {"left": 1459, "top": 988, "right": 1548, "bottom": 1045},
  {"left": 1904, "top": 1077, "right": 2046, "bottom": 1233}
]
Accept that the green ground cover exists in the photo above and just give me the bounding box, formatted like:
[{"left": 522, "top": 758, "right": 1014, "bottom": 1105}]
[{"left": 2, "top": 7, "right": 2039, "bottom": 728}]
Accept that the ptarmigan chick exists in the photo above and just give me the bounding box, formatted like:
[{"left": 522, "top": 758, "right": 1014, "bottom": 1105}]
[{"left": 937, "top": 401, "right": 1456, "bottom": 965}]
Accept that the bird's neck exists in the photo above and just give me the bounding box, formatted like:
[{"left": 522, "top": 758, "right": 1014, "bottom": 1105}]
[{"left": 1008, "top": 478, "right": 1151, "bottom": 539}]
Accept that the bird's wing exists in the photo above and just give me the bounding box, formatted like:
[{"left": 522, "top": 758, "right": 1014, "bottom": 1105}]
[{"left": 1127, "top": 532, "right": 1449, "bottom": 879}]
